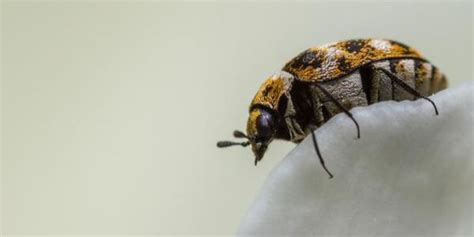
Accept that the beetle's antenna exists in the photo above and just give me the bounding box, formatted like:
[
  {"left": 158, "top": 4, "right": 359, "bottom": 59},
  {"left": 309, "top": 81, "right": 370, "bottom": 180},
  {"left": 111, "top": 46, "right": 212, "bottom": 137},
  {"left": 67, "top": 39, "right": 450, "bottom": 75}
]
[
  {"left": 233, "top": 130, "right": 249, "bottom": 139},
  {"left": 217, "top": 141, "right": 250, "bottom": 148},
  {"left": 216, "top": 130, "right": 251, "bottom": 148}
]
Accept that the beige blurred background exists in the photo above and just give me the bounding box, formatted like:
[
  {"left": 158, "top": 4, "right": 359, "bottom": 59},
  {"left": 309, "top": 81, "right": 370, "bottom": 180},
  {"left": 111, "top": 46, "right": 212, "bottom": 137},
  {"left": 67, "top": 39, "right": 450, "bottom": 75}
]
[{"left": 1, "top": 1, "right": 472, "bottom": 235}]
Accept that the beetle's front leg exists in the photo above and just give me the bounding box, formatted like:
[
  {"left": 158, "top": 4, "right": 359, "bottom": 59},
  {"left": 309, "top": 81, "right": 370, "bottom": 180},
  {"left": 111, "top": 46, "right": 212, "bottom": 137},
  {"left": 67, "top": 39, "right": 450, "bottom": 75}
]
[{"left": 306, "top": 125, "right": 334, "bottom": 179}]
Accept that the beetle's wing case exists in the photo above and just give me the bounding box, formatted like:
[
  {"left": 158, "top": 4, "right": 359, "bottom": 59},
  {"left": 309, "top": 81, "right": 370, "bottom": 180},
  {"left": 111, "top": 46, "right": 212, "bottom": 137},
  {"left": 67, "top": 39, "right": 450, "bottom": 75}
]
[{"left": 283, "top": 39, "right": 426, "bottom": 82}]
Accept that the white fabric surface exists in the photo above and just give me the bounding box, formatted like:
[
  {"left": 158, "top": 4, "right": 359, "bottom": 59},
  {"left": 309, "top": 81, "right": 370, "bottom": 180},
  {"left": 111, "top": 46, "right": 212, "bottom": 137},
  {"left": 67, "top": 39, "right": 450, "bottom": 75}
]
[{"left": 238, "top": 82, "right": 473, "bottom": 237}]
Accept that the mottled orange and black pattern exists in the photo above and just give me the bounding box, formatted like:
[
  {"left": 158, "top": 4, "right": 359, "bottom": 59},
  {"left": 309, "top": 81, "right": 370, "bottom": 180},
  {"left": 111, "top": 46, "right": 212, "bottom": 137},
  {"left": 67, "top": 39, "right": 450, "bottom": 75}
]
[
  {"left": 246, "top": 109, "right": 261, "bottom": 139},
  {"left": 283, "top": 39, "right": 425, "bottom": 82},
  {"left": 250, "top": 77, "right": 285, "bottom": 110},
  {"left": 249, "top": 72, "right": 293, "bottom": 111},
  {"left": 225, "top": 39, "right": 448, "bottom": 167}
]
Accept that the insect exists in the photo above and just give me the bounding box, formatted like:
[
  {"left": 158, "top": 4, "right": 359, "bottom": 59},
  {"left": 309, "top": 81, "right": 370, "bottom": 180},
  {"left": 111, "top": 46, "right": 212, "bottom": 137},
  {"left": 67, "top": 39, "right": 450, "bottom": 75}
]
[{"left": 217, "top": 39, "right": 447, "bottom": 178}]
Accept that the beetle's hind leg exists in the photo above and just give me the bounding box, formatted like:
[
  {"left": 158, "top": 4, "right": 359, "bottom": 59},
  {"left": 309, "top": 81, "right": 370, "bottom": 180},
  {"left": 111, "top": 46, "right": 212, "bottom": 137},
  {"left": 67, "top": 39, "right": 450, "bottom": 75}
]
[{"left": 377, "top": 68, "right": 439, "bottom": 115}]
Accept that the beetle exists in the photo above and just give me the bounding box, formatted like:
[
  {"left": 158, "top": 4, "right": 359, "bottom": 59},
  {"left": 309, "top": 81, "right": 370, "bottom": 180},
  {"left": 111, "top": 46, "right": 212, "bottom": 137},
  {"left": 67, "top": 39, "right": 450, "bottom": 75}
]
[{"left": 217, "top": 39, "right": 447, "bottom": 178}]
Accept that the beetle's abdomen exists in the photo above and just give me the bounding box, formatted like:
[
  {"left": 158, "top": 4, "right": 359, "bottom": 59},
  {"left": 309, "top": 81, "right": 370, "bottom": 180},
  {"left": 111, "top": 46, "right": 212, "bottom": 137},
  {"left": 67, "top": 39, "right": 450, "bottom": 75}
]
[
  {"left": 366, "top": 59, "right": 447, "bottom": 104},
  {"left": 310, "top": 71, "right": 369, "bottom": 120},
  {"left": 293, "top": 58, "right": 447, "bottom": 130}
]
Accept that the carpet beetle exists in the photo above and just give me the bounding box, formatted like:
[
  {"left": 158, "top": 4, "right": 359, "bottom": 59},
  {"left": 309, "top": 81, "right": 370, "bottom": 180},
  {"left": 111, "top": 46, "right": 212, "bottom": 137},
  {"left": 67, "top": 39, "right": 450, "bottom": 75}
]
[{"left": 217, "top": 39, "right": 447, "bottom": 178}]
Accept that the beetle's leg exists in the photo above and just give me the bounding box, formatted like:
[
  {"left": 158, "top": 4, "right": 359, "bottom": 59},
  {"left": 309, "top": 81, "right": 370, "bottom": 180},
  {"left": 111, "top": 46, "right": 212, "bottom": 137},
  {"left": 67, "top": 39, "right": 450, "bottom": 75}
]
[
  {"left": 309, "top": 127, "right": 334, "bottom": 179},
  {"left": 378, "top": 68, "right": 439, "bottom": 115},
  {"left": 307, "top": 96, "right": 334, "bottom": 179},
  {"left": 313, "top": 83, "right": 361, "bottom": 139}
]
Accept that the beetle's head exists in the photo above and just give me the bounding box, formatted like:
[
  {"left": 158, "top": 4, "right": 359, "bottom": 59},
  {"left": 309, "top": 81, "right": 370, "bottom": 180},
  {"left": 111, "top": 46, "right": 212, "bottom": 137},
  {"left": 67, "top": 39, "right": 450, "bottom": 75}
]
[
  {"left": 246, "top": 108, "right": 276, "bottom": 164},
  {"left": 216, "top": 108, "right": 276, "bottom": 166},
  {"left": 217, "top": 71, "right": 293, "bottom": 165}
]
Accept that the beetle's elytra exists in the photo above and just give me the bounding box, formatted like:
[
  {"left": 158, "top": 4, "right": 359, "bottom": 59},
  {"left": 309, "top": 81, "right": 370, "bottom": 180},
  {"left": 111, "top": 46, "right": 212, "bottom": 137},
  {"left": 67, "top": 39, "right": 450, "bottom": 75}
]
[{"left": 217, "top": 39, "right": 447, "bottom": 178}]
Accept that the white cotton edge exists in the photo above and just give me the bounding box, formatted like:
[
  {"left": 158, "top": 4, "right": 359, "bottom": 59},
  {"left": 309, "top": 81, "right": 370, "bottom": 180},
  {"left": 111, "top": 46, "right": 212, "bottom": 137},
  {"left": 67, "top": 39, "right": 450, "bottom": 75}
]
[{"left": 237, "top": 82, "right": 474, "bottom": 237}]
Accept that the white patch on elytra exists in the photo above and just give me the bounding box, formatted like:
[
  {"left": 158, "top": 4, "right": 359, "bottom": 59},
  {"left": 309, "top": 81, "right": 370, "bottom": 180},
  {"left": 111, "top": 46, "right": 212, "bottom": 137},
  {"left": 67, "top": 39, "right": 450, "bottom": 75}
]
[
  {"left": 320, "top": 47, "right": 342, "bottom": 72},
  {"left": 369, "top": 39, "right": 392, "bottom": 52},
  {"left": 318, "top": 42, "right": 333, "bottom": 49},
  {"left": 271, "top": 71, "right": 294, "bottom": 81}
]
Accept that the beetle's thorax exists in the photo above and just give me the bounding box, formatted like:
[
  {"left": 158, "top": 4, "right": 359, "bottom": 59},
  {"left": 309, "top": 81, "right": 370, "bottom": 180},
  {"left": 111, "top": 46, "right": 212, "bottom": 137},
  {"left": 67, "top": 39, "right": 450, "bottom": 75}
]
[
  {"left": 249, "top": 71, "right": 294, "bottom": 111},
  {"left": 247, "top": 71, "right": 294, "bottom": 137}
]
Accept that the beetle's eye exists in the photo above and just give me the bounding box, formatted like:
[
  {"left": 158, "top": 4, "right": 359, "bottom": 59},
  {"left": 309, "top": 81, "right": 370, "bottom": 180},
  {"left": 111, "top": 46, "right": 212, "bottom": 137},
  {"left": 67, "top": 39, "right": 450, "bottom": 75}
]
[{"left": 256, "top": 110, "right": 274, "bottom": 139}]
